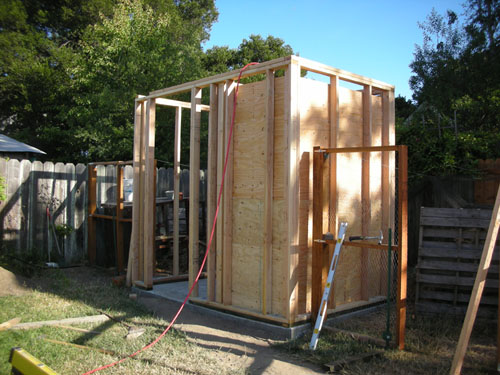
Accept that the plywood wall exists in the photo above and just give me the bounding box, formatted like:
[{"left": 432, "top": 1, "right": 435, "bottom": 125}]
[{"left": 226, "top": 75, "right": 393, "bottom": 319}]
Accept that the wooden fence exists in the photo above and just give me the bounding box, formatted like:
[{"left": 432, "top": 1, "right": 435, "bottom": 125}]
[
  {"left": 415, "top": 207, "right": 498, "bottom": 317},
  {"left": 0, "top": 158, "right": 205, "bottom": 265}
]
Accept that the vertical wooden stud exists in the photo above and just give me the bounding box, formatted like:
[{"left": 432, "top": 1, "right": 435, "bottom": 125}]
[
  {"left": 397, "top": 145, "right": 408, "bottom": 350},
  {"left": 223, "top": 80, "right": 235, "bottom": 305},
  {"left": 189, "top": 87, "right": 202, "bottom": 297},
  {"left": 451, "top": 184, "right": 500, "bottom": 374},
  {"left": 361, "top": 85, "right": 372, "bottom": 301},
  {"left": 207, "top": 84, "right": 218, "bottom": 302},
  {"left": 262, "top": 69, "right": 275, "bottom": 314},
  {"left": 328, "top": 75, "right": 339, "bottom": 309},
  {"left": 143, "top": 98, "right": 156, "bottom": 289},
  {"left": 127, "top": 99, "right": 144, "bottom": 286},
  {"left": 87, "top": 166, "right": 97, "bottom": 266},
  {"left": 216, "top": 82, "right": 226, "bottom": 304},
  {"left": 311, "top": 147, "right": 324, "bottom": 320},
  {"left": 173, "top": 106, "right": 182, "bottom": 277},
  {"left": 381, "top": 91, "right": 391, "bottom": 294},
  {"left": 116, "top": 164, "right": 124, "bottom": 274},
  {"left": 284, "top": 59, "right": 301, "bottom": 323}
]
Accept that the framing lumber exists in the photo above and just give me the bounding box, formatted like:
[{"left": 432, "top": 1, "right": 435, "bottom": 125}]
[
  {"left": 262, "top": 69, "right": 275, "bottom": 314},
  {"left": 207, "top": 83, "right": 218, "bottom": 302},
  {"left": 397, "top": 145, "right": 408, "bottom": 350},
  {"left": 11, "top": 315, "right": 110, "bottom": 330},
  {"left": 223, "top": 80, "right": 235, "bottom": 305},
  {"left": 148, "top": 57, "right": 292, "bottom": 99},
  {"left": 216, "top": 81, "right": 225, "bottom": 304},
  {"left": 361, "top": 85, "right": 372, "bottom": 301},
  {"left": 87, "top": 165, "right": 97, "bottom": 266},
  {"left": 450, "top": 184, "right": 500, "bottom": 375},
  {"left": 189, "top": 87, "right": 202, "bottom": 297},
  {"left": 173, "top": 106, "right": 182, "bottom": 277},
  {"left": 116, "top": 164, "right": 124, "bottom": 273},
  {"left": 321, "top": 145, "right": 399, "bottom": 153},
  {"left": 328, "top": 75, "right": 339, "bottom": 310},
  {"left": 143, "top": 99, "right": 156, "bottom": 289},
  {"left": 295, "top": 56, "right": 394, "bottom": 91},
  {"left": 127, "top": 99, "right": 143, "bottom": 286},
  {"left": 155, "top": 98, "right": 210, "bottom": 111},
  {"left": 284, "top": 61, "right": 301, "bottom": 323},
  {"left": 312, "top": 146, "right": 324, "bottom": 320}
]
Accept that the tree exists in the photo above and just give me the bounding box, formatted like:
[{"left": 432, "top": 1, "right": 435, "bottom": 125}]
[
  {"left": 203, "top": 34, "right": 294, "bottom": 75},
  {"left": 0, "top": 0, "right": 218, "bottom": 162},
  {"left": 404, "top": 0, "right": 500, "bottom": 182}
]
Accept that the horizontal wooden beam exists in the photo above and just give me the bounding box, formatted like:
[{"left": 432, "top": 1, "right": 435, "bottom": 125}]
[
  {"left": 88, "top": 161, "right": 133, "bottom": 166},
  {"left": 294, "top": 56, "right": 394, "bottom": 91},
  {"left": 146, "top": 56, "right": 292, "bottom": 99},
  {"left": 318, "top": 145, "right": 401, "bottom": 154},
  {"left": 155, "top": 98, "right": 210, "bottom": 111}
]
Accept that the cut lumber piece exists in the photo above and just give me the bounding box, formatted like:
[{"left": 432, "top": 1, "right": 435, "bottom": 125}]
[
  {"left": 11, "top": 315, "right": 110, "bottom": 330},
  {"left": 450, "top": 184, "right": 500, "bottom": 375},
  {"left": 0, "top": 317, "right": 21, "bottom": 331}
]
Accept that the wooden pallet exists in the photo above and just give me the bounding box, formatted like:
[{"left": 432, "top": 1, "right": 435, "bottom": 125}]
[{"left": 415, "top": 207, "right": 499, "bottom": 317}]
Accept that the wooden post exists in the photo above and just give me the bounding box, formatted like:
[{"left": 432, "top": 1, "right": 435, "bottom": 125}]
[
  {"left": 127, "top": 99, "right": 144, "bottom": 286},
  {"left": 143, "top": 98, "right": 156, "bottom": 289},
  {"left": 328, "top": 75, "right": 339, "bottom": 309},
  {"left": 361, "top": 85, "right": 372, "bottom": 301},
  {"left": 216, "top": 82, "right": 226, "bottom": 304},
  {"left": 284, "top": 59, "right": 300, "bottom": 324},
  {"left": 262, "top": 69, "right": 274, "bottom": 314},
  {"left": 312, "top": 147, "right": 324, "bottom": 320},
  {"left": 207, "top": 83, "right": 218, "bottom": 302},
  {"left": 173, "top": 106, "right": 182, "bottom": 277},
  {"left": 189, "top": 87, "right": 202, "bottom": 297},
  {"left": 223, "top": 80, "right": 235, "bottom": 305},
  {"left": 87, "top": 166, "right": 97, "bottom": 265},
  {"left": 116, "top": 164, "right": 124, "bottom": 274},
  {"left": 450, "top": 184, "right": 500, "bottom": 375},
  {"left": 396, "top": 145, "right": 408, "bottom": 350},
  {"left": 381, "top": 91, "right": 391, "bottom": 294}
]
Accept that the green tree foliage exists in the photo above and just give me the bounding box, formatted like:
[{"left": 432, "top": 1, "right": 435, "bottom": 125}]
[
  {"left": 1, "top": 1, "right": 296, "bottom": 164},
  {"left": 203, "top": 34, "right": 294, "bottom": 75},
  {"left": 403, "top": 0, "right": 500, "bottom": 182},
  {"left": 65, "top": 0, "right": 215, "bottom": 161}
]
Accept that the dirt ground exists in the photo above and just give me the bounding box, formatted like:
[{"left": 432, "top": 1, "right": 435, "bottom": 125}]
[
  {"left": 0, "top": 266, "right": 29, "bottom": 297},
  {"left": 138, "top": 295, "right": 324, "bottom": 375}
]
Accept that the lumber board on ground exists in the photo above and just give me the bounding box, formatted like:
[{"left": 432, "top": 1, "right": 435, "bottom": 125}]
[{"left": 11, "top": 315, "right": 110, "bottom": 330}]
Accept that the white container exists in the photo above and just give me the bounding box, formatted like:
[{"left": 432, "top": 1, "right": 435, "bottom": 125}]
[{"left": 123, "top": 178, "right": 133, "bottom": 201}]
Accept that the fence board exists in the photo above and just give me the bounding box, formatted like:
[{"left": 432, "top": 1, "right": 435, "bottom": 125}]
[
  {"left": 416, "top": 206, "right": 499, "bottom": 316},
  {"left": 0, "top": 158, "right": 205, "bottom": 265}
]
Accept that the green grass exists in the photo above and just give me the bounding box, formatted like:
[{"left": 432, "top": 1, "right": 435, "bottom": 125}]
[
  {"left": 0, "top": 267, "right": 244, "bottom": 375},
  {"left": 276, "top": 309, "right": 497, "bottom": 375}
]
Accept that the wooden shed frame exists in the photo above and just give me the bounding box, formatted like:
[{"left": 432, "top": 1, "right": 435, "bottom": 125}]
[{"left": 126, "top": 55, "right": 403, "bottom": 329}]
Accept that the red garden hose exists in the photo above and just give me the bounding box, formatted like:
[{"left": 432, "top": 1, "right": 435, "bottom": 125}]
[{"left": 81, "top": 62, "right": 259, "bottom": 374}]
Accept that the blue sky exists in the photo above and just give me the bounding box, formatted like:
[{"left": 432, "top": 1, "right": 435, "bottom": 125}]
[{"left": 204, "top": 0, "right": 466, "bottom": 100}]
